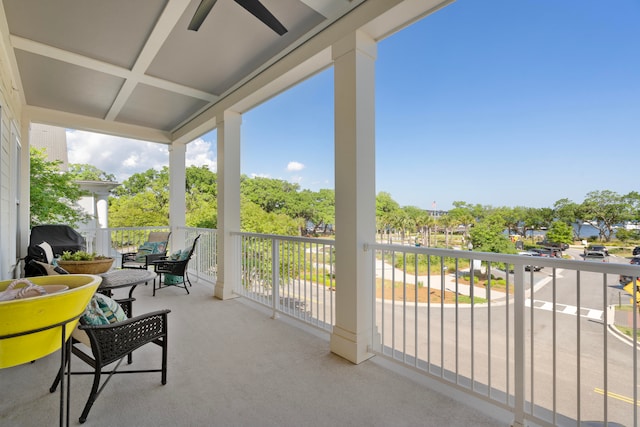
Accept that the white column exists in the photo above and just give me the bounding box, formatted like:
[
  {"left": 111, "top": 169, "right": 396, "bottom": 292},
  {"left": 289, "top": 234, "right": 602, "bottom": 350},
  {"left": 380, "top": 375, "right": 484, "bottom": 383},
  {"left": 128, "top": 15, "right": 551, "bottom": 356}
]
[
  {"left": 169, "top": 143, "right": 187, "bottom": 250},
  {"left": 330, "top": 31, "right": 377, "bottom": 364},
  {"left": 95, "top": 192, "right": 110, "bottom": 255},
  {"left": 215, "top": 110, "right": 241, "bottom": 300},
  {"left": 96, "top": 194, "right": 109, "bottom": 228}
]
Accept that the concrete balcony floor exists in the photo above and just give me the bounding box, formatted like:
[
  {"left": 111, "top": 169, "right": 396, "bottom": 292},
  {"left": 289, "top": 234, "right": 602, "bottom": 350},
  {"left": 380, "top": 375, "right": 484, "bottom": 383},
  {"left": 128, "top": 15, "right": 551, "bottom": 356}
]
[{"left": 1, "top": 280, "right": 505, "bottom": 426}]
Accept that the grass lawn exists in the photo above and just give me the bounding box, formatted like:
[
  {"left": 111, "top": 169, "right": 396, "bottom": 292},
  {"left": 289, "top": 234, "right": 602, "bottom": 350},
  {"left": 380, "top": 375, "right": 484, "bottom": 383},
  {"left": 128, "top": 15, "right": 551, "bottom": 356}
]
[{"left": 614, "top": 305, "right": 640, "bottom": 339}]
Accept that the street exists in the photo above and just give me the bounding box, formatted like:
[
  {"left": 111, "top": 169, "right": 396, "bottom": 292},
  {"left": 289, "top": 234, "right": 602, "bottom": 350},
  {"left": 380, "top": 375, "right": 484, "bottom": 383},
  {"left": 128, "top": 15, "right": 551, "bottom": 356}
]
[{"left": 374, "top": 247, "right": 638, "bottom": 426}]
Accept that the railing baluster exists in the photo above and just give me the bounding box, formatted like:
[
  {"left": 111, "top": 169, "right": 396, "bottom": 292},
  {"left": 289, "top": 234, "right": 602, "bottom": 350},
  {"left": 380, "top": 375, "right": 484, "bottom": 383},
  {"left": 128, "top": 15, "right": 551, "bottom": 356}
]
[{"left": 271, "top": 238, "right": 279, "bottom": 319}]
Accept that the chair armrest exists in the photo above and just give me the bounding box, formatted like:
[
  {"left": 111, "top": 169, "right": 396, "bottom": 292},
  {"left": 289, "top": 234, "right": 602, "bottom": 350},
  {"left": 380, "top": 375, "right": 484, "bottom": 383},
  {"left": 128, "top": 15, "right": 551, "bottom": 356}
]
[
  {"left": 79, "top": 309, "right": 171, "bottom": 366},
  {"left": 145, "top": 253, "right": 167, "bottom": 264},
  {"left": 153, "top": 260, "right": 187, "bottom": 275},
  {"left": 121, "top": 252, "right": 138, "bottom": 263}
]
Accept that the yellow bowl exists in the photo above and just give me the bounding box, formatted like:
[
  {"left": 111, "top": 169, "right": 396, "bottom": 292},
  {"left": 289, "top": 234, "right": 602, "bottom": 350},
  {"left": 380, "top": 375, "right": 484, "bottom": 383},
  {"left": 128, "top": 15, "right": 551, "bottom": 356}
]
[{"left": 0, "top": 274, "right": 101, "bottom": 369}]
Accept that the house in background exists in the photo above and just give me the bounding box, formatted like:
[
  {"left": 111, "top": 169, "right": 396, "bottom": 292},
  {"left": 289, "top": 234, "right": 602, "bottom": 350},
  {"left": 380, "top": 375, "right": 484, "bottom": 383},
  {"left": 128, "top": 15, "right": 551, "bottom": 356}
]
[{"left": 29, "top": 123, "right": 120, "bottom": 243}]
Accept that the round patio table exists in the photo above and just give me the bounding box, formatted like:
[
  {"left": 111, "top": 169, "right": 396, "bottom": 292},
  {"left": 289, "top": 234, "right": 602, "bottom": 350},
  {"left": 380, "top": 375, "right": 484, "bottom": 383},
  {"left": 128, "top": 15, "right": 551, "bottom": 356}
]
[{"left": 98, "top": 269, "right": 156, "bottom": 299}]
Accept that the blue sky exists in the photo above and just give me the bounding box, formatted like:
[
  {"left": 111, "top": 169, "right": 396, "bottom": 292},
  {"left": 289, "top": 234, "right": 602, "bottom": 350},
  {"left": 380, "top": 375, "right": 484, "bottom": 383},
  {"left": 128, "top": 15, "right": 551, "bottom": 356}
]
[{"left": 69, "top": 0, "right": 639, "bottom": 211}]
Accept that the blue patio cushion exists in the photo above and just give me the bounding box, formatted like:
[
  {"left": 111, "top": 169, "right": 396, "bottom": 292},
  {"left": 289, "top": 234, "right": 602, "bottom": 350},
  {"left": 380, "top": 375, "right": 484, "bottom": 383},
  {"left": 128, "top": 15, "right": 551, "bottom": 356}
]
[
  {"left": 164, "top": 274, "right": 184, "bottom": 285},
  {"left": 163, "top": 247, "right": 191, "bottom": 285},
  {"left": 135, "top": 241, "right": 166, "bottom": 263},
  {"left": 81, "top": 293, "right": 127, "bottom": 326}
]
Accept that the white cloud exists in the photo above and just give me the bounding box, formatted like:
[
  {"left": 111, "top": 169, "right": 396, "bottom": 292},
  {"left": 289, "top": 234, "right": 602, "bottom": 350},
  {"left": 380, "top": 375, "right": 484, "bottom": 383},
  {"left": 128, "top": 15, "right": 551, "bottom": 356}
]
[
  {"left": 67, "top": 130, "right": 217, "bottom": 182},
  {"left": 287, "top": 161, "right": 305, "bottom": 172},
  {"left": 186, "top": 138, "right": 217, "bottom": 172}
]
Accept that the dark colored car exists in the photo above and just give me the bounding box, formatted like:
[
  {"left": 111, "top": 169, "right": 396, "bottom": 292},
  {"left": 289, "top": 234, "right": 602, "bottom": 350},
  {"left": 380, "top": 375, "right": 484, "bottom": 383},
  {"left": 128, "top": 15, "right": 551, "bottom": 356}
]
[
  {"left": 538, "top": 240, "right": 569, "bottom": 250},
  {"left": 633, "top": 246, "right": 640, "bottom": 256},
  {"left": 532, "top": 247, "right": 562, "bottom": 258},
  {"left": 630, "top": 257, "right": 640, "bottom": 265},
  {"left": 531, "top": 248, "right": 556, "bottom": 258}
]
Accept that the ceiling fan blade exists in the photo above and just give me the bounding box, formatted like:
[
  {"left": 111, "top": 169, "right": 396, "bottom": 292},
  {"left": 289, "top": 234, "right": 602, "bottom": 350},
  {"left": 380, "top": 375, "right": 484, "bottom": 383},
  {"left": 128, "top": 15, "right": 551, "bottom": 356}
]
[
  {"left": 188, "top": 0, "right": 219, "bottom": 31},
  {"left": 234, "top": 0, "right": 288, "bottom": 36}
]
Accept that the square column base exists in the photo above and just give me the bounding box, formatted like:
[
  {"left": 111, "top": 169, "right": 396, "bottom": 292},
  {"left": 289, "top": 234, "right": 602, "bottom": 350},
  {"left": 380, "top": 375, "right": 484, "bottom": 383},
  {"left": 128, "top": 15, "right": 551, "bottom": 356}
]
[
  {"left": 214, "top": 281, "right": 238, "bottom": 300},
  {"left": 330, "top": 326, "right": 375, "bottom": 364}
]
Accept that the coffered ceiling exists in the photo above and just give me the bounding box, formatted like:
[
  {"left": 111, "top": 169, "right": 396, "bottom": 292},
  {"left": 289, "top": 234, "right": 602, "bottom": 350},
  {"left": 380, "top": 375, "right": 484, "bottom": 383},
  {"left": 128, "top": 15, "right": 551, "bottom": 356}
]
[{"left": 0, "top": 0, "right": 451, "bottom": 144}]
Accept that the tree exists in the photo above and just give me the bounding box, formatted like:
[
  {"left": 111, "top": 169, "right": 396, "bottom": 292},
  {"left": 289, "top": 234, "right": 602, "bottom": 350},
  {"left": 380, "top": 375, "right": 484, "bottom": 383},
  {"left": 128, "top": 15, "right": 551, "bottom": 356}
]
[
  {"left": 241, "top": 197, "right": 299, "bottom": 235},
  {"left": 448, "top": 203, "right": 476, "bottom": 244},
  {"left": 499, "top": 206, "right": 525, "bottom": 237},
  {"left": 521, "top": 207, "right": 551, "bottom": 241},
  {"left": 469, "top": 212, "right": 514, "bottom": 254},
  {"left": 241, "top": 176, "right": 300, "bottom": 214},
  {"left": 554, "top": 198, "right": 584, "bottom": 240},
  {"left": 581, "top": 190, "right": 631, "bottom": 242},
  {"left": 415, "top": 210, "right": 436, "bottom": 246},
  {"left": 68, "top": 164, "right": 116, "bottom": 182},
  {"left": 109, "top": 192, "right": 168, "bottom": 227},
  {"left": 110, "top": 167, "right": 170, "bottom": 227},
  {"left": 545, "top": 221, "right": 573, "bottom": 247},
  {"left": 29, "top": 147, "right": 91, "bottom": 227},
  {"left": 293, "top": 189, "right": 335, "bottom": 235},
  {"left": 376, "top": 192, "right": 401, "bottom": 242}
]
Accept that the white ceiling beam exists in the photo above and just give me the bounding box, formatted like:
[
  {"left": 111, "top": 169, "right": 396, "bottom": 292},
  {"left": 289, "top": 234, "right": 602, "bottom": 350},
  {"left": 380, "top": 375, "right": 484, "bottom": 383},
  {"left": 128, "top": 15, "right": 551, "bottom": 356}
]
[
  {"left": 300, "top": 0, "right": 356, "bottom": 18},
  {"left": 107, "top": 0, "right": 194, "bottom": 120},
  {"left": 25, "top": 105, "right": 172, "bottom": 144},
  {"left": 11, "top": 35, "right": 217, "bottom": 104}
]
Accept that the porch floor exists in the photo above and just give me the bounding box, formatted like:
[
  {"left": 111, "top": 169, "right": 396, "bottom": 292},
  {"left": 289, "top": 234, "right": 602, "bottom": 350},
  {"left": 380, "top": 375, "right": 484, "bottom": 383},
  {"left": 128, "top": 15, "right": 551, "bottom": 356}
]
[{"left": 1, "top": 279, "right": 506, "bottom": 426}]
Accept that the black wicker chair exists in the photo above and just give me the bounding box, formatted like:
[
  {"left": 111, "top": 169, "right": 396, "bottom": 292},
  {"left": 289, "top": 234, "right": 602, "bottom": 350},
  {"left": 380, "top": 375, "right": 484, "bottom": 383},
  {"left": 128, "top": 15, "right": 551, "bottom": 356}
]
[
  {"left": 121, "top": 231, "right": 171, "bottom": 270},
  {"left": 50, "top": 298, "right": 170, "bottom": 424},
  {"left": 152, "top": 235, "right": 200, "bottom": 296}
]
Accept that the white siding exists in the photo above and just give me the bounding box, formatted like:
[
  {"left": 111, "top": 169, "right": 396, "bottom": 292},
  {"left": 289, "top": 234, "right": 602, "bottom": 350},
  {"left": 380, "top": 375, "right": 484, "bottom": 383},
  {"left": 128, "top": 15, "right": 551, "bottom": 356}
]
[{"left": 0, "top": 43, "right": 25, "bottom": 279}]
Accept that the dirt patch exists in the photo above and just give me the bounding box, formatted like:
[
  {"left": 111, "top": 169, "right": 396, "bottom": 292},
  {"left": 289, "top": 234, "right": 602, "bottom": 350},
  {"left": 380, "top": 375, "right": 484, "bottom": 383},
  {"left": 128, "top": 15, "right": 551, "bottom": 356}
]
[{"left": 376, "top": 280, "right": 461, "bottom": 304}]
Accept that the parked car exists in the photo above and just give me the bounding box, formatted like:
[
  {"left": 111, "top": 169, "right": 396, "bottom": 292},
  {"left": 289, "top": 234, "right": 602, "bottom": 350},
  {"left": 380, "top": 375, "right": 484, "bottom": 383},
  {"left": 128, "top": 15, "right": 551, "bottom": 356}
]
[
  {"left": 633, "top": 246, "right": 640, "bottom": 256},
  {"left": 584, "top": 251, "right": 608, "bottom": 262},
  {"left": 538, "top": 240, "right": 569, "bottom": 250},
  {"left": 517, "top": 251, "right": 543, "bottom": 271},
  {"left": 531, "top": 247, "right": 561, "bottom": 258},
  {"left": 630, "top": 257, "right": 640, "bottom": 265},
  {"left": 584, "top": 245, "right": 609, "bottom": 256},
  {"left": 531, "top": 248, "right": 552, "bottom": 257}
]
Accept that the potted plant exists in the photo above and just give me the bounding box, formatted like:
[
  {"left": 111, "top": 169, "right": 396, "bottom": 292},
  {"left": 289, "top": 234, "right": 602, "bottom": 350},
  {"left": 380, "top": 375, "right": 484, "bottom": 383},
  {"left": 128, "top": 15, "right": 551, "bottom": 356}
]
[{"left": 57, "top": 251, "right": 114, "bottom": 274}]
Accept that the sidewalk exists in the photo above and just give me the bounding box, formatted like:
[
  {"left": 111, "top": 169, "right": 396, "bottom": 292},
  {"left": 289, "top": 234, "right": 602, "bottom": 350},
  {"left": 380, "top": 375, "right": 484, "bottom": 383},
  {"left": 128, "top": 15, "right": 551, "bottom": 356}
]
[{"left": 375, "top": 259, "right": 506, "bottom": 301}]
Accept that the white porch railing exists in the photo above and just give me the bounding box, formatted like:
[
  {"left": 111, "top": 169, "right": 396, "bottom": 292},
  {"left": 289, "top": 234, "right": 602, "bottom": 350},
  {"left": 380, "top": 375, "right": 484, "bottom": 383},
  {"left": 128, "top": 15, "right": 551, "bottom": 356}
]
[
  {"left": 79, "top": 227, "right": 217, "bottom": 283},
  {"left": 232, "top": 232, "right": 335, "bottom": 332},
  {"left": 79, "top": 227, "right": 640, "bottom": 426},
  {"left": 368, "top": 243, "right": 640, "bottom": 427}
]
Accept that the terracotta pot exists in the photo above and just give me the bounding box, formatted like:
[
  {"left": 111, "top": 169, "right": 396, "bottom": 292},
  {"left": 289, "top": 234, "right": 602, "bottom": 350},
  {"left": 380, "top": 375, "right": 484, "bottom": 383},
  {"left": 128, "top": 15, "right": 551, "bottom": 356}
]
[{"left": 57, "top": 258, "right": 114, "bottom": 274}]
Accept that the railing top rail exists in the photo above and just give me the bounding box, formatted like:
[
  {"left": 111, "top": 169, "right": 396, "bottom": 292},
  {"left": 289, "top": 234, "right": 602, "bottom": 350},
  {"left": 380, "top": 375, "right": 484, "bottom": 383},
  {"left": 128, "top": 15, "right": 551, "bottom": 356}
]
[
  {"left": 232, "top": 231, "right": 334, "bottom": 246},
  {"left": 99, "top": 226, "right": 170, "bottom": 231},
  {"left": 366, "top": 242, "right": 640, "bottom": 276},
  {"left": 177, "top": 226, "right": 217, "bottom": 233}
]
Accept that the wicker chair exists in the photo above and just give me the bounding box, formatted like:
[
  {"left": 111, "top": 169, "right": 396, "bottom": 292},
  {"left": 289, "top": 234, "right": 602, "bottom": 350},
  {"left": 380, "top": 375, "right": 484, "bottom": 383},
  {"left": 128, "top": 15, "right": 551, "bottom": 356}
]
[
  {"left": 50, "top": 298, "right": 170, "bottom": 424},
  {"left": 121, "top": 231, "right": 171, "bottom": 270},
  {"left": 152, "top": 235, "right": 200, "bottom": 296}
]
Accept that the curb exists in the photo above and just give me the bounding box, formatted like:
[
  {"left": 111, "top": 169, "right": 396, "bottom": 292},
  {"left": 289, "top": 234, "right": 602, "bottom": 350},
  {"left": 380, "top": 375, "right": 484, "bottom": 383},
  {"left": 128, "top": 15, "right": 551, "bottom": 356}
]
[{"left": 608, "top": 304, "right": 640, "bottom": 348}]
